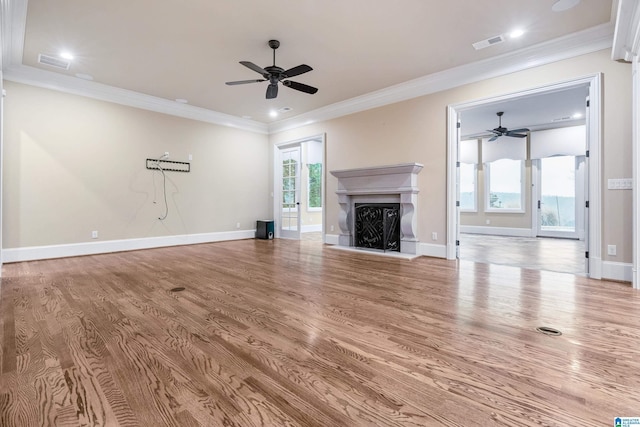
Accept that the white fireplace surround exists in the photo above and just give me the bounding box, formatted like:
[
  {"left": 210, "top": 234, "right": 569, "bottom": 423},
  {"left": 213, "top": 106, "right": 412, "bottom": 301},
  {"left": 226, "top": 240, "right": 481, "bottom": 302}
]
[{"left": 330, "top": 163, "right": 423, "bottom": 254}]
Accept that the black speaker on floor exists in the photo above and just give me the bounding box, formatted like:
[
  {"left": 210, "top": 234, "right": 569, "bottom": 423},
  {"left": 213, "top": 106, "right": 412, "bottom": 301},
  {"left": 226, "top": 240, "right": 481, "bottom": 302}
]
[{"left": 256, "top": 220, "right": 274, "bottom": 240}]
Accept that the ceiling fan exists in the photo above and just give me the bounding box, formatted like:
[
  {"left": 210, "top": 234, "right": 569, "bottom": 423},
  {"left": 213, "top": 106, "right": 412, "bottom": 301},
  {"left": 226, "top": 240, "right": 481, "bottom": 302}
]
[
  {"left": 225, "top": 39, "right": 318, "bottom": 99},
  {"left": 487, "top": 111, "right": 530, "bottom": 141}
]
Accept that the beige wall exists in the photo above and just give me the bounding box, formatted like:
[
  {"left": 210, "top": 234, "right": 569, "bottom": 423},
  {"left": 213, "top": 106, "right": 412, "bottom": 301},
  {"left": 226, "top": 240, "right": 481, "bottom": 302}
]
[
  {"left": 2, "top": 81, "right": 270, "bottom": 248},
  {"left": 269, "top": 49, "right": 632, "bottom": 263}
]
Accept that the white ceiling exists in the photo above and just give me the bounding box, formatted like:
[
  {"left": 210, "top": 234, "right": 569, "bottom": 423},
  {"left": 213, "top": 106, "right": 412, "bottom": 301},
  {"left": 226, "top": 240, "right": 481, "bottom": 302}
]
[
  {"left": 5, "top": 0, "right": 615, "bottom": 124},
  {"left": 460, "top": 84, "right": 590, "bottom": 138}
]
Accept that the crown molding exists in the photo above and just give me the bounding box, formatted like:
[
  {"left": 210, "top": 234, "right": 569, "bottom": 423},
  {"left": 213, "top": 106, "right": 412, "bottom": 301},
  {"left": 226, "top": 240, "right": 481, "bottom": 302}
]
[
  {"left": 612, "top": 0, "right": 640, "bottom": 61},
  {"left": 269, "top": 22, "right": 614, "bottom": 134},
  {"left": 1, "top": 0, "right": 614, "bottom": 136},
  {"left": 0, "top": 0, "right": 269, "bottom": 133},
  {"left": 3, "top": 64, "right": 269, "bottom": 134}
]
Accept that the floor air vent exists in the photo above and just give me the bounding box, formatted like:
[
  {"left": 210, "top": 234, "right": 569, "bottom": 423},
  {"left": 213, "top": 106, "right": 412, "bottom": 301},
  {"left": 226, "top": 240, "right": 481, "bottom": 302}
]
[
  {"left": 536, "top": 326, "right": 562, "bottom": 336},
  {"left": 38, "top": 53, "right": 71, "bottom": 70}
]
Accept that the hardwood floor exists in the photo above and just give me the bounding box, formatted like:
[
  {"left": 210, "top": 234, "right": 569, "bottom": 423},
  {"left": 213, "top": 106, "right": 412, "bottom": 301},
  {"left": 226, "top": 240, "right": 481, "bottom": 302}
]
[
  {"left": 1, "top": 239, "right": 639, "bottom": 426},
  {"left": 459, "top": 233, "right": 586, "bottom": 275}
]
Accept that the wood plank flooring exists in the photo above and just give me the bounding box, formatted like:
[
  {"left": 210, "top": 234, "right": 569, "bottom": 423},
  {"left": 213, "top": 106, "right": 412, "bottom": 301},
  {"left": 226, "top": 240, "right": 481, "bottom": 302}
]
[
  {"left": 459, "top": 233, "right": 586, "bottom": 275},
  {"left": 1, "top": 238, "right": 639, "bottom": 426}
]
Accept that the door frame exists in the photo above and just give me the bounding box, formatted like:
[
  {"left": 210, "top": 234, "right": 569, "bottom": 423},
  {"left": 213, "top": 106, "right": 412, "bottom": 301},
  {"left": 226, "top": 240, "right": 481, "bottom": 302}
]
[
  {"left": 273, "top": 133, "right": 326, "bottom": 240},
  {"left": 446, "top": 74, "right": 602, "bottom": 278}
]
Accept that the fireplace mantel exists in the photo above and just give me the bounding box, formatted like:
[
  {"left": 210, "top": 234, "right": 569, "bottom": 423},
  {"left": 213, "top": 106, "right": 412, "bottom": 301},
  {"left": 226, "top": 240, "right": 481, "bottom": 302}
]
[{"left": 330, "top": 163, "right": 423, "bottom": 254}]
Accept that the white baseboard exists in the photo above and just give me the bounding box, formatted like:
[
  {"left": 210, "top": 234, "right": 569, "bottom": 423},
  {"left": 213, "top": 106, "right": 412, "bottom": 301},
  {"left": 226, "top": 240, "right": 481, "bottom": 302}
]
[
  {"left": 2, "top": 230, "right": 256, "bottom": 263},
  {"left": 324, "top": 234, "right": 339, "bottom": 245},
  {"left": 301, "top": 224, "right": 322, "bottom": 233},
  {"left": 602, "top": 261, "right": 633, "bottom": 282},
  {"left": 419, "top": 243, "right": 447, "bottom": 258},
  {"left": 460, "top": 225, "right": 534, "bottom": 238}
]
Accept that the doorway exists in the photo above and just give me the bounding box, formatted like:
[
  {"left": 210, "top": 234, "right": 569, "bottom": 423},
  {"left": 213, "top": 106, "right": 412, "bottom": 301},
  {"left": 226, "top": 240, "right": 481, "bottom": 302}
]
[
  {"left": 447, "top": 75, "right": 602, "bottom": 278},
  {"left": 274, "top": 134, "right": 325, "bottom": 241}
]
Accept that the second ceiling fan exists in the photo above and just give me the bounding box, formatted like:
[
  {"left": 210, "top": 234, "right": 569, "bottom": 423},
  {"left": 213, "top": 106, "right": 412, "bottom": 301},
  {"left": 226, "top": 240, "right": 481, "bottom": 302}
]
[
  {"left": 487, "top": 111, "right": 530, "bottom": 141},
  {"left": 225, "top": 39, "right": 318, "bottom": 100}
]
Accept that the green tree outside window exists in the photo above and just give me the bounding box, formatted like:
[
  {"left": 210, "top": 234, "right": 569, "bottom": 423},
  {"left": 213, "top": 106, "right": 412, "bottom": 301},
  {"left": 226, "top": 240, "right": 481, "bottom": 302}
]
[{"left": 308, "top": 163, "right": 322, "bottom": 209}]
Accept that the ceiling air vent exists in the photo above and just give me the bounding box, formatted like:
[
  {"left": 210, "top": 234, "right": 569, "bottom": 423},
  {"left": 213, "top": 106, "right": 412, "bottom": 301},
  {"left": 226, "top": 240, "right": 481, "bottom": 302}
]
[
  {"left": 38, "top": 54, "right": 71, "bottom": 70},
  {"left": 472, "top": 34, "right": 505, "bottom": 50}
]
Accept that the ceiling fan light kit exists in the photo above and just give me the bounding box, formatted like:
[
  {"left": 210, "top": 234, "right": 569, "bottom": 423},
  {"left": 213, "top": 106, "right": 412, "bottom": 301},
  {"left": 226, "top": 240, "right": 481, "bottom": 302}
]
[{"left": 226, "top": 39, "right": 318, "bottom": 100}]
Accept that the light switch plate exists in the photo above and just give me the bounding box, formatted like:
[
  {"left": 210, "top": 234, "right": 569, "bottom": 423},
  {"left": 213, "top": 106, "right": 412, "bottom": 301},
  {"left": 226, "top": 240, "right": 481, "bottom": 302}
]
[{"left": 608, "top": 178, "right": 632, "bottom": 190}]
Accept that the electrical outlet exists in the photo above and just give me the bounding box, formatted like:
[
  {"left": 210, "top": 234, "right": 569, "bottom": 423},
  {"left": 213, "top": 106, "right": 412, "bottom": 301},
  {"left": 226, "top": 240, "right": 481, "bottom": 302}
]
[
  {"left": 236, "top": 222, "right": 240, "bottom": 229},
  {"left": 607, "top": 245, "right": 617, "bottom": 256},
  {"left": 91, "top": 230, "right": 98, "bottom": 239},
  {"left": 164, "top": 151, "right": 169, "bottom": 158},
  {"left": 486, "top": 219, "right": 491, "bottom": 225},
  {"left": 330, "top": 225, "right": 334, "bottom": 232},
  {"left": 188, "top": 154, "right": 193, "bottom": 161},
  {"left": 432, "top": 232, "right": 438, "bottom": 241}
]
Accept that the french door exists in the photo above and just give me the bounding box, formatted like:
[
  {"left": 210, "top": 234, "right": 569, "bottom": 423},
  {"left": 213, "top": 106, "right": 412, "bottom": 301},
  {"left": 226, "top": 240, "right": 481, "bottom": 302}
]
[
  {"left": 536, "top": 155, "right": 585, "bottom": 239},
  {"left": 278, "top": 146, "right": 301, "bottom": 239}
]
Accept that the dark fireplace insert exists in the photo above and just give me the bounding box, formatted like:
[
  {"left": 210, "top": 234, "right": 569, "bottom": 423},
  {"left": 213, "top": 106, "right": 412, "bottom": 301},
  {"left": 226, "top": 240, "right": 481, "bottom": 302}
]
[{"left": 354, "top": 203, "right": 401, "bottom": 252}]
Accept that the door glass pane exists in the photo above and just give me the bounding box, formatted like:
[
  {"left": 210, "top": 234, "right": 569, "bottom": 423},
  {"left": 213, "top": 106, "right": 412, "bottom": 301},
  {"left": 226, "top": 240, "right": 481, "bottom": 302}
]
[
  {"left": 459, "top": 163, "right": 476, "bottom": 210},
  {"left": 281, "top": 152, "right": 298, "bottom": 231},
  {"left": 540, "top": 156, "right": 575, "bottom": 232}
]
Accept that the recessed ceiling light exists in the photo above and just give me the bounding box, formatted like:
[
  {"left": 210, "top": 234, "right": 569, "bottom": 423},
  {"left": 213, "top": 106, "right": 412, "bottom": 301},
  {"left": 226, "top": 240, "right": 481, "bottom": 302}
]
[
  {"left": 75, "top": 73, "right": 93, "bottom": 81},
  {"left": 59, "top": 51, "right": 74, "bottom": 60},
  {"left": 175, "top": 98, "right": 188, "bottom": 104},
  {"left": 269, "top": 111, "right": 278, "bottom": 118},
  {"left": 572, "top": 112, "right": 583, "bottom": 119},
  {"left": 509, "top": 29, "right": 525, "bottom": 38},
  {"left": 552, "top": 0, "right": 580, "bottom": 12}
]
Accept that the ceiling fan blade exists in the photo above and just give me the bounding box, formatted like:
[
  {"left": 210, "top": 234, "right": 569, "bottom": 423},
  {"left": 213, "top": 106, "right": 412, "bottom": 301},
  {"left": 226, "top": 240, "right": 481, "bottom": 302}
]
[
  {"left": 506, "top": 133, "right": 528, "bottom": 138},
  {"left": 487, "top": 129, "right": 501, "bottom": 135},
  {"left": 225, "top": 79, "right": 266, "bottom": 85},
  {"left": 488, "top": 135, "right": 499, "bottom": 142},
  {"left": 266, "top": 83, "right": 278, "bottom": 99},
  {"left": 240, "top": 61, "right": 268, "bottom": 75},
  {"left": 283, "top": 80, "right": 318, "bottom": 94},
  {"left": 507, "top": 128, "right": 530, "bottom": 134},
  {"left": 283, "top": 64, "right": 313, "bottom": 79}
]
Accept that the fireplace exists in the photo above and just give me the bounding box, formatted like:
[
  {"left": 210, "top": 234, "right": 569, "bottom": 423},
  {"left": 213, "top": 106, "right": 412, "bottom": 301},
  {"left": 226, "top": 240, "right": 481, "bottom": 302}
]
[
  {"left": 355, "top": 203, "right": 400, "bottom": 252},
  {"left": 330, "top": 163, "right": 423, "bottom": 255}
]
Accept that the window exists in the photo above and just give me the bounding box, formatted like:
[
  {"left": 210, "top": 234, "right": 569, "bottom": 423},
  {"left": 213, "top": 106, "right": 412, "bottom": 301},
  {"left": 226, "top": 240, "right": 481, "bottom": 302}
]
[
  {"left": 485, "top": 159, "right": 524, "bottom": 211},
  {"left": 307, "top": 163, "right": 322, "bottom": 210},
  {"left": 282, "top": 157, "right": 297, "bottom": 209},
  {"left": 459, "top": 163, "right": 477, "bottom": 211}
]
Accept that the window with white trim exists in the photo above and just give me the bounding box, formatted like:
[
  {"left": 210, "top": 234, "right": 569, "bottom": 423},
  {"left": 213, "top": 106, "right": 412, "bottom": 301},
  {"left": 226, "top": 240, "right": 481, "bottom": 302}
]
[
  {"left": 485, "top": 158, "right": 524, "bottom": 211},
  {"left": 307, "top": 163, "right": 322, "bottom": 211}
]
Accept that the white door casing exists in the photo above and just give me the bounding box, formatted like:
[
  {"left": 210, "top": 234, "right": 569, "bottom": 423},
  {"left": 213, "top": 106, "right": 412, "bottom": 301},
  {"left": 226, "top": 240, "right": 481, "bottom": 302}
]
[{"left": 447, "top": 74, "right": 602, "bottom": 279}]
